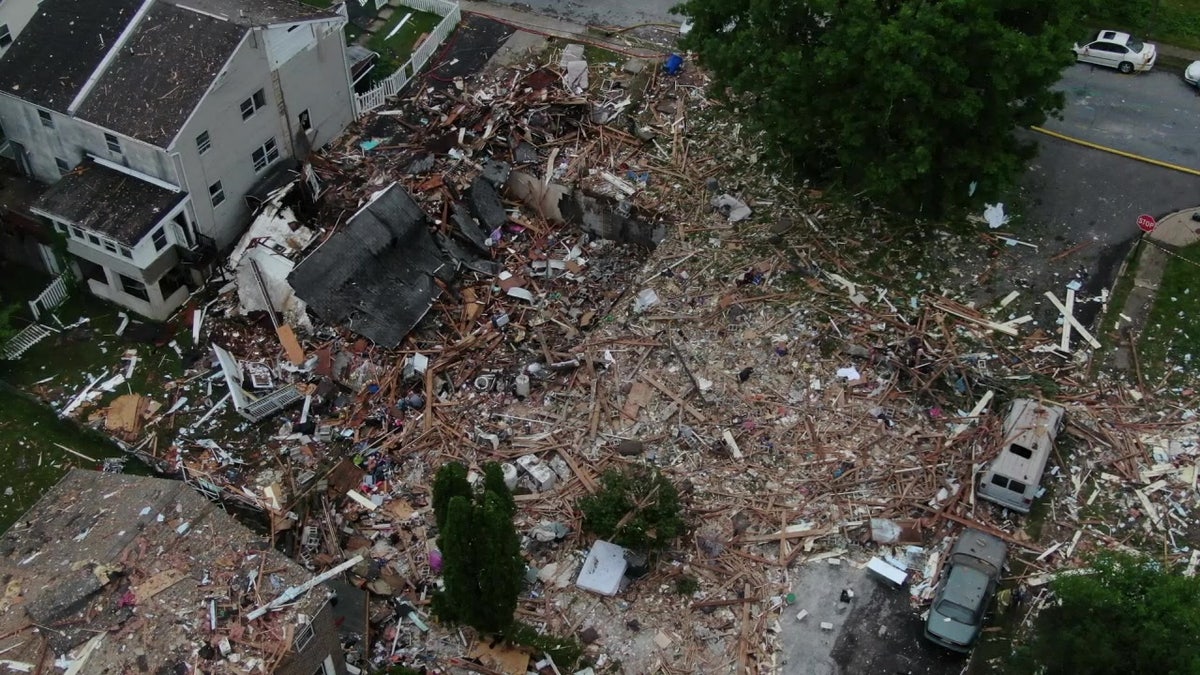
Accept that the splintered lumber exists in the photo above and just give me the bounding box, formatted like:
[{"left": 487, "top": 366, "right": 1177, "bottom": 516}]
[
  {"left": 1043, "top": 290, "right": 1101, "bottom": 349},
  {"left": 740, "top": 525, "right": 835, "bottom": 543},
  {"left": 949, "top": 390, "right": 994, "bottom": 438},
  {"left": 929, "top": 297, "right": 1019, "bottom": 336}
]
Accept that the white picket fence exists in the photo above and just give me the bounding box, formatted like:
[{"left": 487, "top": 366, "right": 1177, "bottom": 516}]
[
  {"left": 28, "top": 273, "right": 69, "bottom": 321},
  {"left": 354, "top": 0, "right": 461, "bottom": 116}
]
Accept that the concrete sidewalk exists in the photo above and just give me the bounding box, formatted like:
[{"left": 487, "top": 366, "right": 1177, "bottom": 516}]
[{"left": 1109, "top": 207, "right": 1200, "bottom": 372}]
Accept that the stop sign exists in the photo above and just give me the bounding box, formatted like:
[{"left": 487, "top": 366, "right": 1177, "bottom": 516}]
[{"left": 1137, "top": 214, "right": 1157, "bottom": 233}]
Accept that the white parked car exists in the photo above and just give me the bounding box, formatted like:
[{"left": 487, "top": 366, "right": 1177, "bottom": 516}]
[
  {"left": 1186, "top": 61, "right": 1200, "bottom": 87},
  {"left": 1073, "top": 30, "right": 1157, "bottom": 74}
]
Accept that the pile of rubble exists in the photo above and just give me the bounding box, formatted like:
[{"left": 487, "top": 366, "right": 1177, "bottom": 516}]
[{"left": 29, "top": 40, "right": 1200, "bottom": 674}]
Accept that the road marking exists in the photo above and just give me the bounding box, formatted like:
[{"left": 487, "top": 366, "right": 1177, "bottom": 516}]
[{"left": 1030, "top": 125, "right": 1200, "bottom": 177}]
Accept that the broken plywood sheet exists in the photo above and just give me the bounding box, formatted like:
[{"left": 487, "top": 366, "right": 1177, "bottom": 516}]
[
  {"left": 466, "top": 640, "right": 531, "bottom": 674},
  {"left": 105, "top": 394, "right": 147, "bottom": 436}
]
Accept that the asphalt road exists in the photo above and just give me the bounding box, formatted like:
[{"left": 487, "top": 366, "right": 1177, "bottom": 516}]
[
  {"left": 1043, "top": 63, "right": 1200, "bottom": 172},
  {"left": 496, "top": 0, "right": 681, "bottom": 27}
]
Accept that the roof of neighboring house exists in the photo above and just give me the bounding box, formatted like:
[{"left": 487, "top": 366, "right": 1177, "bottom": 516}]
[
  {"left": 0, "top": 0, "right": 144, "bottom": 112},
  {"left": 289, "top": 183, "right": 451, "bottom": 347},
  {"left": 0, "top": 0, "right": 341, "bottom": 146},
  {"left": 76, "top": 2, "right": 247, "bottom": 147},
  {"left": 0, "top": 470, "right": 331, "bottom": 674},
  {"left": 161, "top": 0, "right": 337, "bottom": 27},
  {"left": 31, "top": 160, "right": 186, "bottom": 245}
]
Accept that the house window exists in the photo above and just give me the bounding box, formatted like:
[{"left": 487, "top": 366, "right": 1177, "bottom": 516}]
[
  {"left": 118, "top": 274, "right": 150, "bottom": 302},
  {"left": 0, "top": 24, "right": 11, "bottom": 49},
  {"left": 152, "top": 227, "right": 168, "bottom": 252},
  {"left": 196, "top": 130, "right": 211, "bottom": 155},
  {"left": 209, "top": 180, "right": 225, "bottom": 207},
  {"left": 38, "top": 110, "right": 53, "bottom": 129},
  {"left": 120, "top": 246, "right": 133, "bottom": 259},
  {"left": 104, "top": 132, "right": 121, "bottom": 154},
  {"left": 71, "top": 226, "right": 84, "bottom": 239},
  {"left": 240, "top": 89, "right": 267, "bottom": 120},
  {"left": 103, "top": 239, "right": 117, "bottom": 253},
  {"left": 251, "top": 138, "right": 278, "bottom": 173},
  {"left": 294, "top": 623, "right": 315, "bottom": 652},
  {"left": 55, "top": 222, "right": 68, "bottom": 234},
  {"left": 86, "top": 233, "right": 100, "bottom": 246},
  {"left": 55, "top": 158, "right": 70, "bottom": 175},
  {"left": 299, "top": 109, "right": 311, "bottom": 132}
]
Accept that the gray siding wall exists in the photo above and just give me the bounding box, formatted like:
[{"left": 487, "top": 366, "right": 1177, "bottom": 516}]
[
  {"left": 274, "top": 23, "right": 355, "bottom": 153},
  {"left": 0, "top": 93, "right": 174, "bottom": 185},
  {"left": 171, "top": 22, "right": 352, "bottom": 252},
  {"left": 171, "top": 31, "right": 279, "bottom": 251},
  {"left": 276, "top": 599, "right": 346, "bottom": 675}
]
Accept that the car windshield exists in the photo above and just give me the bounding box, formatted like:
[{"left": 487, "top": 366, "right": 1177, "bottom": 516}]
[
  {"left": 1126, "top": 37, "right": 1145, "bottom": 52},
  {"left": 937, "top": 599, "right": 978, "bottom": 624}
]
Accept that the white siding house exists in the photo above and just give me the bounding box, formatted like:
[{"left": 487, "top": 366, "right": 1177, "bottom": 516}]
[{"left": 0, "top": 0, "right": 356, "bottom": 320}]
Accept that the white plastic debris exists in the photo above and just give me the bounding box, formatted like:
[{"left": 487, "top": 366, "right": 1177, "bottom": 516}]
[
  {"left": 835, "top": 366, "right": 861, "bottom": 381},
  {"left": 983, "top": 203, "right": 1009, "bottom": 229}
]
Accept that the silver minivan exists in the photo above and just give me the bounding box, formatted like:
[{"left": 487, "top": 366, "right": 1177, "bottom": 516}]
[{"left": 977, "top": 399, "right": 1065, "bottom": 513}]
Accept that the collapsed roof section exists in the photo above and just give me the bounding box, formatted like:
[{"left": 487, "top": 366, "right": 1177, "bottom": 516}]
[{"left": 288, "top": 183, "right": 455, "bottom": 348}]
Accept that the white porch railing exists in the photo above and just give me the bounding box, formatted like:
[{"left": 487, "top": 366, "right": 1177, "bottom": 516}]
[
  {"left": 2, "top": 323, "right": 55, "bottom": 360},
  {"left": 28, "top": 273, "right": 70, "bottom": 321},
  {"left": 354, "top": 0, "right": 461, "bottom": 117}
]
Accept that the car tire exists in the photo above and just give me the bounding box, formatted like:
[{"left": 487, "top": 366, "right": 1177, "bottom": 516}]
[{"left": 1119, "top": 61, "right": 1134, "bottom": 74}]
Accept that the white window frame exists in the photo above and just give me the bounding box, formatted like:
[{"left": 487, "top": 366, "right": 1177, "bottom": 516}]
[
  {"left": 240, "top": 89, "right": 267, "bottom": 121},
  {"left": 104, "top": 132, "right": 122, "bottom": 155},
  {"left": 0, "top": 24, "right": 12, "bottom": 49},
  {"left": 196, "top": 130, "right": 211, "bottom": 155},
  {"left": 38, "top": 109, "right": 53, "bottom": 129},
  {"left": 251, "top": 138, "right": 279, "bottom": 173},
  {"left": 209, "top": 180, "right": 226, "bottom": 207}
]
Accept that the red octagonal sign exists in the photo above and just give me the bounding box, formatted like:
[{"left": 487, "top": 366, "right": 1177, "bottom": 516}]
[{"left": 1137, "top": 214, "right": 1157, "bottom": 233}]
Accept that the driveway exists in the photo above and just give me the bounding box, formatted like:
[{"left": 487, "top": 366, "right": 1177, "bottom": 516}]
[
  {"left": 1042, "top": 63, "right": 1200, "bottom": 172},
  {"left": 778, "top": 562, "right": 964, "bottom": 675}
]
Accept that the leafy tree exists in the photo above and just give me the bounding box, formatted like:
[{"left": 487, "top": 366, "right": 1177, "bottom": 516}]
[
  {"left": 432, "top": 495, "right": 476, "bottom": 624},
  {"left": 431, "top": 462, "right": 471, "bottom": 529},
  {"left": 1016, "top": 551, "right": 1200, "bottom": 674},
  {"left": 482, "top": 462, "right": 516, "bottom": 517},
  {"left": 432, "top": 462, "right": 524, "bottom": 634},
  {"left": 472, "top": 492, "right": 524, "bottom": 633},
  {"left": 579, "top": 466, "right": 683, "bottom": 551},
  {"left": 0, "top": 301, "right": 17, "bottom": 344},
  {"left": 675, "top": 0, "right": 1087, "bottom": 215}
]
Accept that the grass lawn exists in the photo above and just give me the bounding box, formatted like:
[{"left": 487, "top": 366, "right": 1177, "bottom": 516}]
[
  {"left": 1134, "top": 241, "right": 1200, "bottom": 384},
  {"left": 367, "top": 9, "right": 443, "bottom": 78},
  {"left": 0, "top": 384, "right": 151, "bottom": 531},
  {"left": 1086, "top": 0, "right": 1200, "bottom": 51}
]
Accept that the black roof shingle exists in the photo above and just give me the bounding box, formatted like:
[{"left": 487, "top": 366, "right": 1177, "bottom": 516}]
[
  {"left": 289, "top": 184, "right": 452, "bottom": 347},
  {"left": 76, "top": 2, "right": 246, "bottom": 147},
  {"left": 0, "top": 0, "right": 144, "bottom": 113},
  {"left": 31, "top": 160, "right": 185, "bottom": 245}
]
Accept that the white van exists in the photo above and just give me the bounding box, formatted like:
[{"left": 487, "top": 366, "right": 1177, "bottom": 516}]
[{"left": 977, "top": 399, "right": 1065, "bottom": 513}]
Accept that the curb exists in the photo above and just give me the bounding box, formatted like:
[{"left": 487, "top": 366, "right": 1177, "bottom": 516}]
[{"left": 1029, "top": 126, "right": 1200, "bottom": 177}]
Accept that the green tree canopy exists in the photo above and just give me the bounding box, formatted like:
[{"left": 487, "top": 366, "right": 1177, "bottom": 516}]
[
  {"left": 431, "top": 462, "right": 524, "bottom": 634},
  {"left": 579, "top": 466, "right": 683, "bottom": 551},
  {"left": 676, "top": 0, "right": 1086, "bottom": 215},
  {"left": 1018, "top": 551, "right": 1200, "bottom": 674},
  {"left": 432, "top": 462, "right": 471, "bottom": 529}
]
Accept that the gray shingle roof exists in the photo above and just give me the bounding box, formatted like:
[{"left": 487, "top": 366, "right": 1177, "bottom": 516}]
[
  {"left": 31, "top": 160, "right": 185, "bottom": 245},
  {"left": 77, "top": 2, "right": 247, "bottom": 147},
  {"left": 289, "top": 184, "right": 452, "bottom": 347},
  {"left": 161, "top": 0, "right": 337, "bottom": 26},
  {"left": 0, "top": 0, "right": 144, "bottom": 112}
]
